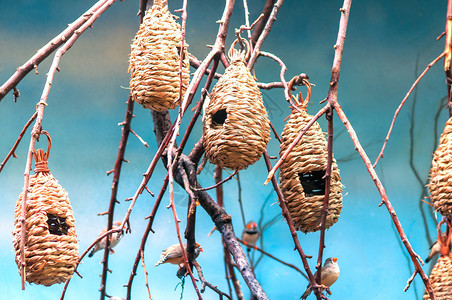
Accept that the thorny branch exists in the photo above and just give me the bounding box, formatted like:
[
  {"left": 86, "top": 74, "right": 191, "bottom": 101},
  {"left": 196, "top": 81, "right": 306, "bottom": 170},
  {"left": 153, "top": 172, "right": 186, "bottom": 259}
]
[
  {"left": 0, "top": 0, "right": 112, "bottom": 102},
  {"left": 17, "top": 0, "right": 119, "bottom": 292},
  {"left": 0, "top": 112, "right": 37, "bottom": 174},
  {"left": 373, "top": 52, "right": 445, "bottom": 167}
]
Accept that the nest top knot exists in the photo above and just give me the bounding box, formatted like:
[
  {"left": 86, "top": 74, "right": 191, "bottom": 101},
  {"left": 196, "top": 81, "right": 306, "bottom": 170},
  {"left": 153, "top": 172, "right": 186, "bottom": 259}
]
[{"left": 33, "top": 130, "right": 52, "bottom": 174}]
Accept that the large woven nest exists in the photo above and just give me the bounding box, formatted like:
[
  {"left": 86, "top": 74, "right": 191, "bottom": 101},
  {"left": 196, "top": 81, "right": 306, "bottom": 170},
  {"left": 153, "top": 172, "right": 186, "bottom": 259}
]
[
  {"left": 423, "top": 254, "right": 452, "bottom": 299},
  {"left": 279, "top": 104, "right": 342, "bottom": 233},
  {"left": 202, "top": 42, "right": 270, "bottom": 170},
  {"left": 13, "top": 147, "right": 78, "bottom": 286},
  {"left": 128, "top": 1, "right": 190, "bottom": 111},
  {"left": 429, "top": 117, "right": 452, "bottom": 219}
]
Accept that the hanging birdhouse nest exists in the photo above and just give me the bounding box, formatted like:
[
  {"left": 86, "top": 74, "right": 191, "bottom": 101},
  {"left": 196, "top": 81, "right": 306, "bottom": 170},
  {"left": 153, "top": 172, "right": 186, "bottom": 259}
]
[
  {"left": 128, "top": 0, "right": 190, "bottom": 111},
  {"left": 202, "top": 39, "right": 270, "bottom": 170},
  {"left": 279, "top": 80, "right": 342, "bottom": 233},
  {"left": 429, "top": 117, "right": 452, "bottom": 219},
  {"left": 423, "top": 254, "right": 452, "bottom": 299},
  {"left": 13, "top": 132, "right": 78, "bottom": 286}
]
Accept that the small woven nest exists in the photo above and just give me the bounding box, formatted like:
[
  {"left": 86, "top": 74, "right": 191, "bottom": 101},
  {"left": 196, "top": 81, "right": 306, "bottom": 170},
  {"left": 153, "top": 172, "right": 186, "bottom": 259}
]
[
  {"left": 279, "top": 91, "right": 342, "bottom": 233},
  {"left": 203, "top": 39, "right": 270, "bottom": 170},
  {"left": 423, "top": 254, "right": 452, "bottom": 299},
  {"left": 429, "top": 117, "right": 452, "bottom": 219},
  {"left": 128, "top": 1, "right": 190, "bottom": 111},
  {"left": 13, "top": 134, "right": 78, "bottom": 286}
]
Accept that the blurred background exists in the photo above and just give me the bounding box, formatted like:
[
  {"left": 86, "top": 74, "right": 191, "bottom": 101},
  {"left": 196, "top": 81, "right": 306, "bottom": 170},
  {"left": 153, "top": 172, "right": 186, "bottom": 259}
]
[{"left": 0, "top": 0, "right": 448, "bottom": 299}]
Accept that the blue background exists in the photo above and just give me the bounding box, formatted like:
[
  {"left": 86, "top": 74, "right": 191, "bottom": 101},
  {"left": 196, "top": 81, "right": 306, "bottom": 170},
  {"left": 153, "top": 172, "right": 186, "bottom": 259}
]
[{"left": 0, "top": 0, "right": 448, "bottom": 299}]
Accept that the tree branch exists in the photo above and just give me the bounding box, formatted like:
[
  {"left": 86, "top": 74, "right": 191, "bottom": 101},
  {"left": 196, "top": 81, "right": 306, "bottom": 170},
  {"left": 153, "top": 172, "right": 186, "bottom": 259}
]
[{"left": 0, "top": 0, "right": 112, "bottom": 102}]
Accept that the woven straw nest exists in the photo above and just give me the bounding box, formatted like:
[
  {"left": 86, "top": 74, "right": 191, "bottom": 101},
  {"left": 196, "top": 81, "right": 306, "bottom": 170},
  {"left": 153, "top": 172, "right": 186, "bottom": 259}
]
[
  {"left": 423, "top": 254, "right": 452, "bottom": 299},
  {"left": 429, "top": 117, "right": 452, "bottom": 219},
  {"left": 279, "top": 89, "right": 342, "bottom": 233},
  {"left": 13, "top": 134, "right": 78, "bottom": 286},
  {"left": 203, "top": 39, "right": 270, "bottom": 170},
  {"left": 128, "top": 0, "right": 190, "bottom": 111}
]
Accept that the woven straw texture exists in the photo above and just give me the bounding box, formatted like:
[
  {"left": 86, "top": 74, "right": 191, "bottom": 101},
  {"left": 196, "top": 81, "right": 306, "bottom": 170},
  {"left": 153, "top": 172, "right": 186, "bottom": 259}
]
[
  {"left": 128, "top": 2, "right": 190, "bottom": 111},
  {"left": 423, "top": 254, "right": 452, "bottom": 299},
  {"left": 429, "top": 117, "right": 452, "bottom": 219},
  {"left": 202, "top": 57, "right": 270, "bottom": 170},
  {"left": 13, "top": 151, "right": 78, "bottom": 286},
  {"left": 279, "top": 106, "right": 342, "bottom": 233}
]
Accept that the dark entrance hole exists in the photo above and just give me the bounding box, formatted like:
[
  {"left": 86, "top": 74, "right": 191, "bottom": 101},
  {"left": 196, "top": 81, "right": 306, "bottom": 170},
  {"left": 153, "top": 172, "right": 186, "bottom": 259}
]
[
  {"left": 211, "top": 109, "right": 227, "bottom": 128},
  {"left": 299, "top": 170, "right": 326, "bottom": 197},
  {"left": 47, "top": 213, "right": 69, "bottom": 236}
]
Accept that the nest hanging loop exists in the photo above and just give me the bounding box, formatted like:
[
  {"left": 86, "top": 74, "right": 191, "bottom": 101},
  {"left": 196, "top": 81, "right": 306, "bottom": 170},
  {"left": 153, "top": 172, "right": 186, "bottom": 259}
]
[
  {"left": 278, "top": 77, "right": 342, "bottom": 233},
  {"left": 13, "top": 131, "right": 79, "bottom": 286},
  {"left": 202, "top": 38, "right": 270, "bottom": 171},
  {"left": 33, "top": 130, "right": 51, "bottom": 174},
  {"left": 228, "top": 38, "right": 251, "bottom": 62}
]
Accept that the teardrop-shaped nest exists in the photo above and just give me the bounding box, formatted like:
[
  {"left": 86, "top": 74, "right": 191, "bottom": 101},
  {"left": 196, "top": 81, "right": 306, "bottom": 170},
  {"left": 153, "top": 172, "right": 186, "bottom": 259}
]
[
  {"left": 423, "top": 254, "right": 452, "bottom": 299},
  {"left": 429, "top": 117, "right": 452, "bottom": 219},
  {"left": 128, "top": 3, "right": 190, "bottom": 111},
  {"left": 202, "top": 59, "right": 270, "bottom": 170},
  {"left": 279, "top": 107, "right": 342, "bottom": 233},
  {"left": 13, "top": 172, "right": 79, "bottom": 286}
]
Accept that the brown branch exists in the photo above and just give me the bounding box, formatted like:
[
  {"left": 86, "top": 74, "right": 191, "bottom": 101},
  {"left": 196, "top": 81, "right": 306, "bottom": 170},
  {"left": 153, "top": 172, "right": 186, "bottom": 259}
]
[
  {"left": 140, "top": 250, "right": 152, "bottom": 300},
  {"left": 258, "top": 51, "right": 290, "bottom": 103},
  {"left": 193, "top": 261, "right": 232, "bottom": 299},
  {"left": 0, "top": 0, "right": 111, "bottom": 102},
  {"left": 333, "top": 103, "right": 435, "bottom": 298},
  {"left": 373, "top": 52, "right": 445, "bottom": 168},
  {"left": 315, "top": 106, "right": 334, "bottom": 286},
  {"left": 19, "top": 0, "right": 118, "bottom": 291},
  {"left": 236, "top": 238, "right": 308, "bottom": 280},
  {"left": 126, "top": 175, "right": 169, "bottom": 300},
  {"left": 269, "top": 121, "right": 282, "bottom": 143},
  {"left": 0, "top": 112, "right": 37, "bottom": 174},
  {"left": 250, "top": 0, "right": 276, "bottom": 47},
  {"left": 248, "top": 0, "right": 284, "bottom": 69},
  {"left": 262, "top": 151, "right": 321, "bottom": 298},
  {"left": 445, "top": 0, "right": 452, "bottom": 117},
  {"left": 215, "top": 167, "right": 243, "bottom": 300}
]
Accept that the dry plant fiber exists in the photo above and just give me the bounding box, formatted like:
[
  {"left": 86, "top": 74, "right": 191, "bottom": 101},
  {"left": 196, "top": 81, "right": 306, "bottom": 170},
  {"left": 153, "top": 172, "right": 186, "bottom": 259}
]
[
  {"left": 279, "top": 101, "right": 342, "bottom": 233},
  {"left": 13, "top": 137, "right": 78, "bottom": 286},
  {"left": 429, "top": 116, "right": 452, "bottom": 219},
  {"left": 423, "top": 254, "right": 452, "bottom": 299},
  {"left": 129, "top": 0, "right": 190, "bottom": 111},
  {"left": 203, "top": 40, "right": 270, "bottom": 170}
]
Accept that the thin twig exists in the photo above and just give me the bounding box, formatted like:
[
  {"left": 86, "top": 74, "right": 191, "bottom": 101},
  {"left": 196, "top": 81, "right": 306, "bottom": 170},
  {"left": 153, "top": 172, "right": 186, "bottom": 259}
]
[
  {"left": 193, "top": 260, "right": 232, "bottom": 299},
  {"left": 193, "top": 170, "right": 237, "bottom": 191},
  {"left": 236, "top": 238, "right": 308, "bottom": 280},
  {"left": 130, "top": 128, "right": 149, "bottom": 148},
  {"left": 140, "top": 250, "right": 152, "bottom": 300},
  {"left": 0, "top": 112, "right": 37, "bottom": 174},
  {"left": 373, "top": 52, "right": 445, "bottom": 168}
]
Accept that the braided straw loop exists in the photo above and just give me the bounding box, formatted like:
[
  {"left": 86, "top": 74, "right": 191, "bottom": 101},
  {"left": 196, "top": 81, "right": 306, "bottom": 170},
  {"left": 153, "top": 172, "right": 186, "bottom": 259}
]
[
  {"left": 429, "top": 117, "right": 452, "bottom": 219},
  {"left": 202, "top": 39, "right": 270, "bottom": 170},
  {"left": 128, "top": 1, "right": 190, "bottom": 111},
  {"left": 279, "top": 92, "right": 342, "bottom": 233},
  {"left": 423, "top": 254, "right": 452, "bottom": 299},
  {"left": 13, "top": 132, "right": 78, "bottom": 286}
]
